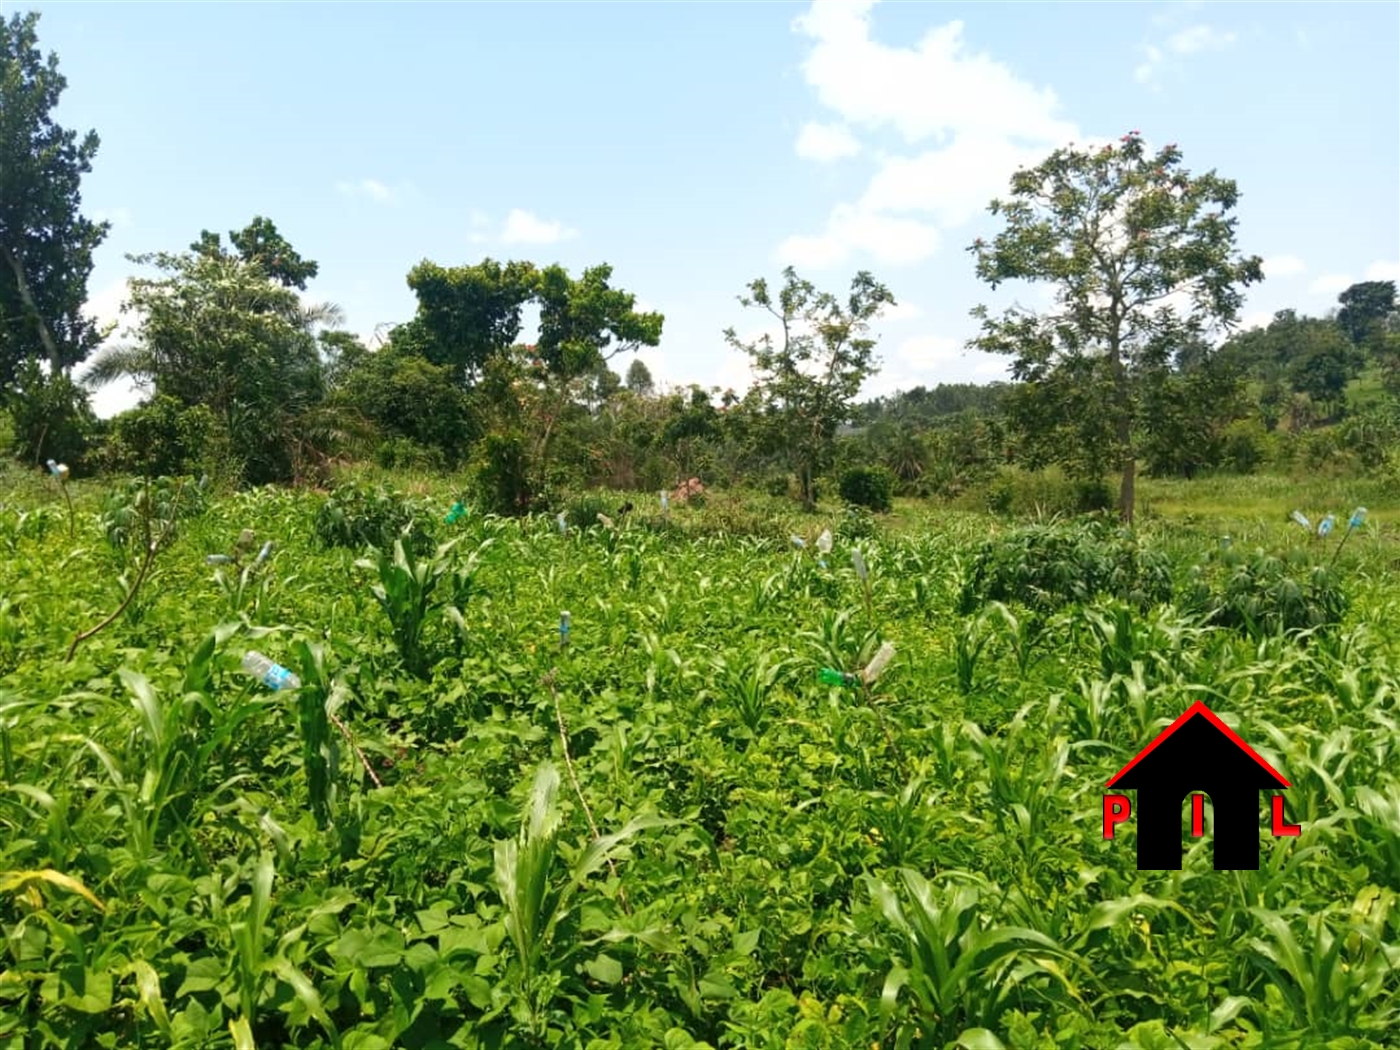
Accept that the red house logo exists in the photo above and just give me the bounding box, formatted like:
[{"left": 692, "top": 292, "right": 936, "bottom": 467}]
[{"left": 1103, "top": 701, "right": 1301, "bottom": 870}]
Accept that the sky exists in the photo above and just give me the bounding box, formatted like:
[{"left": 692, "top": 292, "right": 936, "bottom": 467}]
[{"left": 18, "top": 0, "right": 1400, "bottom": 417}]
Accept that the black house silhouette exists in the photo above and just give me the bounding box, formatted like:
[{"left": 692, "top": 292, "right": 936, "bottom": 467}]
[{"left": 1107, "top": 701, "right": 1290, "bottom": 870}]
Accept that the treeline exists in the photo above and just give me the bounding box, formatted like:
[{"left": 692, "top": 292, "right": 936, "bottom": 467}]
[{"left": 5, "top": 11, "right": 1400, "bottom": 523}]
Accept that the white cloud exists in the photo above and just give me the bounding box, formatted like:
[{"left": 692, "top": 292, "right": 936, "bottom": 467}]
[
  {"left": 795, "top": 120, "right": 863, "bottom": 162},
  {"left": 335, "top": 177, "right": 413, "bottom": 204},
  {"left": 1308, "top": 274, "right": 1352, "bottom": 297},
  {"left": 1136, "top": 22, "right": 1236, "bottom": 88},
  {"left": 500, "top": 208, "right": 578, "bottom": 246},
  {"left": 1365, "top": 260, "right": 1399, "bottom": 282},
  {"left": 1262, "top": 254, "right": 1306, "bottom": 278},
  {"left": 779, "top": 2, "right": 1077, "bottom": 270},
  {"left": 1167, "top": 24, "right": 1236, "bottom": 54},
  {"left": 793, "top": 5, "right": 1076, "bottom": 144},
  {"left": 92, "top": 206, "right": 133, "bottom": 228},
  {"left": 777, "top": 204, "right": 941, "bottom": 269},
  {"left": 882, "top": 299, "right": 923, "bottom": 322}
]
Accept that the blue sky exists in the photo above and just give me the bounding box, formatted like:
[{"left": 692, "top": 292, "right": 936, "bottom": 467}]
[{"left": 23, "top": 0, "right": 1400, "bottom": 416}]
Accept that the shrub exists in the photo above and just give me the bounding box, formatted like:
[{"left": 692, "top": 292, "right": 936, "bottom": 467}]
[
  {"left": 101, "top": 396, "right": 216, "bottom": 478},
  {"left": 314, "top": 481, "right": 433, "bottom": 554},
  {"left": 5, "top": 358, "right": 98, "bottom": 472},
  {"left": 958, "top": 519, "right": 1174, "bottom": 614},
  {"left": 565, "top": 493, "right": 610, "bottom": 529},
  {"left": 835, "top": 503, "right": 877, "bottom": 542},
  {"left": 1184, "top": 546, "right": 1348, "bottom": 638},
  {"left": 839, "top": 466, "right": 894, "bottom": 513},
  {"left": 375, "top": 437, "right": 445, "bottom": 472},
  {"left": 471, "top": 433, "right": 536, "bottom": 517}
]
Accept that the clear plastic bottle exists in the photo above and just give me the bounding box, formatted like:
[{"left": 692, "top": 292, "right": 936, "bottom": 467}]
[
  {"left": 861, "top": 641, "right": 896, "bottom": 684},
  {"left": 241, "top": 651, "right": 300, "bottom": 690}
]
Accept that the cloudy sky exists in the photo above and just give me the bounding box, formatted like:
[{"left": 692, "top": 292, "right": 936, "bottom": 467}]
[{"left": 25, "top": 0, "right": 1400, "bottom": 416}]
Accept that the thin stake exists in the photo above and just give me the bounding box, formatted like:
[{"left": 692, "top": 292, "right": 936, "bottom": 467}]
[{"left": 543, "top": 668, "right": 628, "bottom": 912}]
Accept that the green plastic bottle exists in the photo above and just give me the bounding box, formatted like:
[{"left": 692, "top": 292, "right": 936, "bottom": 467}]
[
  {"left": 819, "top": 667, "right": 858, "bottom": 688},
  {"left": 445, "top": 501, "right": 466, "bottom": 524}
]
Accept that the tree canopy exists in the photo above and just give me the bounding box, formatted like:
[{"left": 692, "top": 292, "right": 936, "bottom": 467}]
[
  {"left": 969, "top": 131, "right": 1264, "bottom": 521},
  {"left": 0, "top": 11, "right": 109, "bottom": 384}
]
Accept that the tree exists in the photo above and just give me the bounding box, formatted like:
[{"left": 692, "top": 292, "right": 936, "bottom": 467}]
[
  {"left": 724, "top": 266, "right": 894, "bottom": 509},
  {"left": 626, "top": 358, "right": 655, "bottom": 396},
  {"left": 968, "top": 131, "right": 1263, "bottom": 523},
  {"left": 391, "top": 258, "right": 539, "bottom": 386},
  {"left": 191, "top": 216, "right": 320, "bottom": 290},
  {"left": 84, "top": 250, "right": 341, "bottom": 482},
  {"left": 534, "top": 263, "right": 664, "bottom": 380},
  {"left": 1336, "top": 280, "right": 1397, "bottom": 349},
  {"left": 0, "top": 11, "right": 110, "bottom": 384}
]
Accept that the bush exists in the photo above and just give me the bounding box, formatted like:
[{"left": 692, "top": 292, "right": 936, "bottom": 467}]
[
  {"left": 471, "top": 433, "right": 537, "bottom": 517},
  {"left": 835, "top": 503, "right": 877, "bottom": 542},
  {"left": 839, "top": 466, "right": 894, "bottom": 513},
  {"left": 565, "top": 493, "right": 610, "bottom": 529},
  {"left": 1184, "top": 546, "right": 1348, "bottom": 639},
  {"left": 314, "top": 482, "right": 433, "bottom": 554},
  {"left": 375, "top": 437, "right": 445, "bottom": 472},
  {"left": 100, "top": 396, "right": 216, "bottom": 478},
  {"left": 4, "top": 358, "right": 98, "bottom": 473},
  {"left": 958, "top": 519, "right": 1174, "bottom": 614}
]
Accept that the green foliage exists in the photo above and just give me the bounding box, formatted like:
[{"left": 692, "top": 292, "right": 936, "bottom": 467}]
[
  {"left": 83, "top": 248, "right": 339, "bottom": 484},
  {"left": 564, "top": 492, "right": 610, "bottom": 529},
  {"left": 191, "top": 215, "right": 319, "bottom": 291},
  {"left": 1186, "top": 545, "right": 1349, "bottom": 638},
  {"left": 969, "top": 130, "right": 1264, "bottom": 521},
  {"left": 838, "top": 465, "right": 894, "bottom": 512},
  {"left": 725, "top": 267, "right": 894, "bottom": 508},
  {"left": 100, "top": 394, "right": 215, "bottom": 477},
  {"left": 471, "top": 432, "right": 537, "bottom": 516},
  {"left": 312, "top": 481, "right": 432, "bottom": 555},
  {"left": 0, "top": 11, "right": 110, "bottom": 384},
  {"left": 3, "top": 356, "right": 96, "bottom": 469},
  {"left": 3, "top": 403, "right": 1400, "bottom": 1050},
  {"left": 958, "top": 519, "right": 1174, "bottom": 613}
]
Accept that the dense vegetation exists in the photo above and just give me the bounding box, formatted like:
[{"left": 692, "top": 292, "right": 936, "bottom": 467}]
[
  {"left": 3, "top": 470, "right": 1399, "bottom": 1047},
  {"left": 4, "top": 10, "right": 1400, "bottom": 1049}
]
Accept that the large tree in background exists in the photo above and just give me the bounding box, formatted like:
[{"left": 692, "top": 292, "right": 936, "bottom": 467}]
[
  {"left": 389, "top": 258, "right": 539, "bottom": 386},
  {"left": 724, "top": 266, "right": 894, "bottom": 509},
  {"left": 0, "top": 11, "right": 109, "bottom": 385},
  {"left": 968, "top": 131, "right": 1264, "bottom": 523}
]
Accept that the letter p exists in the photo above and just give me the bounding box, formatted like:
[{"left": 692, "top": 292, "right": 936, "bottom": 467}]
[{"left": 1103, "top": 794, "right": 1132, "bottom": 839}]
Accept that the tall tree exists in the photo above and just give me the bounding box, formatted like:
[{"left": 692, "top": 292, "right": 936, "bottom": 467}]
[
  {"left": 968, "top": 131, "right": 1263, "bottom": 522},
  {"left": 625, "top": 357, "right": 655, "bottom": 396},
  {"left": 1336, "top": 280, "right": 1397, "bottom": 349},
  {"left": 191, "top": 216, "right": 320, "bottom": 290},
  {"left": 391, "top": 258, "right": 539, "bottom": 386},
  {"left": 0, "top": 11, "right": 109, "bottom": 384},
  {"left": 84, "top": 250, "right": 342, "bottom": 482},
  {"left": 724, "top": 266, "right": 894, "bottom": 509}
]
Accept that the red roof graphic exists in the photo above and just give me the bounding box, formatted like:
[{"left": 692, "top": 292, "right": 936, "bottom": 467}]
[{"left": 1105, "top": 701, "right": 1290, "bottom": 789}]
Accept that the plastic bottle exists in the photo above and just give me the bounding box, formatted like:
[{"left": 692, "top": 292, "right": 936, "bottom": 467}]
[
  {"left": 560, "top": 610, "right": 571, "bottom": 645},
  {"left": 206, "top": 554, "right": 233, "bottom": 565},
  {"left": 861, "top": 641, "right": 896, "bottom": 684},
  {"left": 445, "top": 501, "right": 466, "bottom": 524},
  {"left": 1350, "top": 507, "right": 1367, "bottom": 529},
  {"left": 660, "top": 490, "right": 670, "bottom": 512},
  {"left": 790, "top": 535, "right": 806, "bottom": 549},
  {"left": 819, "top": 667, "right": 859, "bottom": 688},
  {"left": 1290, "top": 510, "right": 1310, "bottom": 530},
  {"left": 1317, "top": 514, "right": 1335, "bottom": 538},
  {"left": 852, "top": 549, "right": 868, "bottom": 582},
  {"left": 255, "top": 540, "right": 274, "bottom": 564},
  {"left": 241, "top": 651, "right": 301, "bottom": 690},
  {"left": 557, "top": 512, "right": 568, "bottom": 534}
]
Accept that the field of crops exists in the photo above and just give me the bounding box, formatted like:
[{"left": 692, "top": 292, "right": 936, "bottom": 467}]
[{"left": 2, "top": 474, "right": 1399, "bottom": 1049}]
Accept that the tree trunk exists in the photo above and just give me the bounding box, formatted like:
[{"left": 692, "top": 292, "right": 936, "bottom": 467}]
[
  {"left": 1118, "top": 452, "right": 1136, "bottom": 526},
  {"left": 1, "top": 242, "right": 61, "bottom": 371}
]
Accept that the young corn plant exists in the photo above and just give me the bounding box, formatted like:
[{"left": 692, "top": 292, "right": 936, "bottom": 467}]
[
  {"left": 358, "top": 536, "right": 462, "bottom": 677},
  {"left": 491, "top": 761, "right": 673, "bottom": 1040}
]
